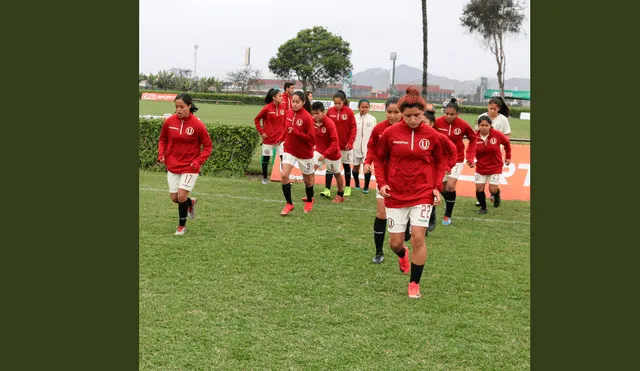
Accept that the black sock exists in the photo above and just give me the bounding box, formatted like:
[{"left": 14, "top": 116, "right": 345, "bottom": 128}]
[
  {"left": 186, "top": 198, "right": 192, "bottom": 208},
  {"left": 410, "top": 263, "right": 425, "bottom": 284},
  {"left": 343, "top": 164, "right": 351, "bottom": 187},
  {"left": 305, "top": 186, "right": 314, "bottom": 201},
  {"left": 352, "top": 170, "right": 360, "bottom": 188},
  {"left": 261, "top": 156, "right": 270, "bottom": 178},
  {"left": 395, "top": 247, "right": 406, "bottom": 258},
  {"left": 282, "top": 183, "right": 292, "bottom": 204},
  {"left": 337, "top": 191, "right": 344, "bottom": 197},
  {"left": 404, "top": 221, "right": 412, "bottom": 242},
  {"left": 364, "top": 173, "right": 372, "bottom": 190},
  {"left": 444, "top": 190, "right": 457, "bottom": 218},
  {"left": 476, "top": 191, "right": 487, "bottom": 209},
  {"left": 325, "top": 172, "right": 333, "bottom": 189},
  {"left": 492, "top": 189, "right": 501, "bottom": 199},
  {"left": 178, "top": 201, "right": 189, "bottom": 226},
  {"left": 373, "top": 217, "right": 387, "bottom": 255}
]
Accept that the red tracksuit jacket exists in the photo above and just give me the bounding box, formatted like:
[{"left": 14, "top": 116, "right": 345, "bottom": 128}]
[
  {"left": 158, "top": 114, "right": 213, "bottom": 174},
  {"left": 277, "top": 108, "right": 315, "bottom": 159},
  {"left": 474, "top": 128, "right": 512, "bottom": 175},
  {"left": 434, "top": 116, "right": 477, "bottom": 164},
  {"left": 314, "top": 116, "right": 341, "bottom": 161},
  {"left": 282, "top": 92, "right": 293, "bottom": 112},
  {"left": 254, "top": 102, "right": 286, "bottom": 145},
  {"left": 374, "top": 121, "right": 447, "bottom": 208},
  {"left": 436, "top": 132, "right": 457, "bottom": 171},
  {"left": 364, "top": 120, "right": 394, "bottom": 166},
  {"left": 326, "top": 106, "right": 357, "bottom": 150}
]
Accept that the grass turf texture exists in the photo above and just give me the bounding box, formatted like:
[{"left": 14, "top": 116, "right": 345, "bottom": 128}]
[{"left": 139, "top": 171, "right": 530, "bottom": 370}]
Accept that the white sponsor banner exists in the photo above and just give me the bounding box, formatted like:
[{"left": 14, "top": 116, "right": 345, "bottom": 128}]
[{"left": 315, "top": 100, "right": 386, "bottom": 112}]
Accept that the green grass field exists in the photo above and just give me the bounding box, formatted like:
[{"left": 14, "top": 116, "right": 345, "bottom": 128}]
[
  {"left": 139, "top": 100, "right": 531, "bottom": 174},
  {"left": 139, "top": 171, "right": 530, "bottom": 370}
]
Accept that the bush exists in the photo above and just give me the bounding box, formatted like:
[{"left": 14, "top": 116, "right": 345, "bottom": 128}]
[
  {"left": 139, "top": 90, "right": 264, "bottom": 105},
  {"left": 139, "top": 118, "right": 261, "bottom": 177}
]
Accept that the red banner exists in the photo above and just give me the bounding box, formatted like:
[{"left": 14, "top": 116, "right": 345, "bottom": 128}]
[
  {"left": 270, "top": 144, "right": 530, "bottom": 201},
  {"left": 140, "top": 92, "right": 177, "bottom": 101}
]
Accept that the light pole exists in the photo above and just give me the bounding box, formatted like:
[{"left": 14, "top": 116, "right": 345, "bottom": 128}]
[
  {"left": 390, "top": 52, "right": 397, "bottom": 96},
  {"left": 194, "top": 44, "right": 198, "bottom": 90}
]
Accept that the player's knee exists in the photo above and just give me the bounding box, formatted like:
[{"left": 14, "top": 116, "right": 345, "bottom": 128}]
[
  {"left": 170, "top": 194, "right": 179, "bottom": 203},
  {"left": 177, "top": 195, "right": 188, "bottom": 203},
  {"left": 445, "top": 184, "right": 456, "bottom": 193}
]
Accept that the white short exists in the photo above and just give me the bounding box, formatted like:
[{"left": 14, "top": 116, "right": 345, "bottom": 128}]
[
  {"left": 282, "top": 153, "right": 315, "bottom": 175},
  {"left": 313, "top": 151, "right": 342, "bottom": 174},
  {"left": 386, "top": 204, "right": 433, "bottom": 233},
  {"left": 167, "top": 171, "right": 199, "bottom": 193},
  {"left": 475, "top": 173, "right": 501, "bottom": 185},
  {"left": 443, "top": 162, "right": 465, "bottom": 181},
  {"left": 340, "top": 150, "right": 354, "bottom": 164},
  {"left": 352, "top": 156, "right": 364, "bottom": 166},
  {"left": 376, "top": 187, "right": 384, "bottom": 199},
  {"left": 261, "top": 143, "right": 284, "bottom": 156}
]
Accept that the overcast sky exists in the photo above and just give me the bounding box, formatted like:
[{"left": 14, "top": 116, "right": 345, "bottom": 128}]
[{"left": 140, "top": 0, "right": 530, "bottom": 81}]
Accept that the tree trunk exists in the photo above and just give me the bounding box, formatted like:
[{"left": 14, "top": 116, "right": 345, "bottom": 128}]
[
  {"left": 498, "top": 31, "right": 506, "bottom": 98},
  {"left": 421, "top": 0, "right": 428, "bottom": 102}
]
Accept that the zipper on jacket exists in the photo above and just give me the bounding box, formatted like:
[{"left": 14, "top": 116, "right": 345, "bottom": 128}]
[
  {"left": 411, "top": 130, "right": 415, "bottom": 151},
  {"left": 180, "top": 119, "right": 184, "bottom": 135},
  {"left": 448, "top": 124, "right": 451, "bottom": 136}
]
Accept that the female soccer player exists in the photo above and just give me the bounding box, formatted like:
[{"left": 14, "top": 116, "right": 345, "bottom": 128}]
[
  {"left": 310, "top": 101, "right": 345, "bottom": 203},
  {"left": 474, "top": 115, "right": 512, "bottom": 214},
  {"left": 374, "top": 87, "right": 447, "bottom": 298},
  {"left": 323, "top": 90, "right": 356, "bottom": 197},
  {"left": 352, "top": 99, "right": 377, "bottom": 193},
  {"left": 254, "top": 88, "right": 286, "bottom": 184},
  {"left": 157, "top": 93, "right": 213, "bottom": 235},
  {"left": 363, "top": 96, "right": 401, "bottom": 264},
  {"left": 282, "top": 82, "right": 295, "bottom": 112},
  {"left": 433, "top": 98, "right": 477, "bottom": 225},
  {"left": 276, "top": 91, "right": 315, "bottom": 215}
]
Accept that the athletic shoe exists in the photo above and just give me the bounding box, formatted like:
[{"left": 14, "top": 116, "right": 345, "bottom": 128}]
[
  {"left": 175, "top": 226, "right": 186, "bottom": 235},
  {"left": 188, "top": 198, "right": 197, "bottom": 220},
  {"left": 493, "top": 193, "right": 501, "bottom": 208},
  {"left": 442, "top": 216, "right": 452, "bottom": 226},
  {"left": 355, "top": 186, "right": 361, "bottom": 190},
  {"left": 362, "top": 189, "right": 369, "bottom": 194},
  {"left": 477, "top": 208, "right": 487, "bottom": 215},
  {"left": 320, "top": 188, "right": 331, "bottom": 198},
  {"left": 475, "top": 201, "right": 481, "bottom": 207},
  {"left": 332, "top": 196, "right": 345, "bottom": 203},
  {"left": 303, "top": 200, "right": 314, "bottom": 213},
  {"left": 301, "top": 197, "right": 315, "bottom": 203},
  {"left": 261, "top": 178, "right": 268, "bottom": 185},
  {"left": 408, "top": 282, "right": 421, "bottom": 298},
  {"left": 428, "top": 208, "right": 436, "bottom": 232},
  {"left": 490, "top": 194, "right": 495, "bottom": 202},
  {"left": 372, "top": 252, "right": 384, "bottom": 264},
  {"left": 344, "top": 186, "right": 352, "bottom": 196},
  {"left": 398, "top": 246, "right": 410, "bottom": 274},
  {"left": 280, "top": 203, "right": 294, "bottom": 216}
]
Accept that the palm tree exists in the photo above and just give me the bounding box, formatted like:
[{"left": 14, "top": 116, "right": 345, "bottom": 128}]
[
  {"left": 147, "top": 73, "right": 157, "bottom": 90},
  {"left": 421, "top": 0, "right": 428, "bottom": 102}
]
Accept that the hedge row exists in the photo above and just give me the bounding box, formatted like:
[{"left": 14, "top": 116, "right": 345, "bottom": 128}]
[
  {"left": 140, "top": 90, "right": 264, "bottom": 105},
  {"left": 139, "top": 119, "right": 261, "bottom": 177}
]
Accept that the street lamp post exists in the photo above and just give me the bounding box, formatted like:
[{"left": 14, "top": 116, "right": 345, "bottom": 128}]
[
  {"left": 194, "top": 44, "right": 199, "bottom": 90},
  {"left": 390, "top": 52, "right": 397, "bottom": 96}
]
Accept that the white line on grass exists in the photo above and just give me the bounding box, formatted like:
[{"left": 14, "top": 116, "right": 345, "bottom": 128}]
[{"left": 140, "top": 187, "right": 530, "bottom": 225}]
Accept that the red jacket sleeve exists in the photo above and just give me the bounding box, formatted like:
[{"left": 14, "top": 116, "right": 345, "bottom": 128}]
[
  {"left": 194, "top": 123, "right": 213, "bottom": 168},
  {"left": 347, "top": 110, "right": 357, "bottom": 148},
  {"left": 157, "top": 121, "right": 169, "bottom": 161},
  {"left": 324, "top": 121, "right": 339, "bottom": 159},
  {"left": 502, "top": 133, "right": 512, "bottom": 160},
  {"left": 373, "top": 131, "right": 391, "bottom": 189},
  {"left": 464, "top": 124, "right": 477, "bottom": 163},
  {"left": 254, "top": 105, "right": 268, "bottom": 136},
  {"left": 439, "top": 133, "right": 457, "bottom": 170},
  {"left": 430, "top": 135, "right": 447, "bottom": 193},
  {"left": 364, "top": 126, "right": 379, "bottom": 165},
  {"left": 290, "top": 118, "right": 315, "bottom": 142}
]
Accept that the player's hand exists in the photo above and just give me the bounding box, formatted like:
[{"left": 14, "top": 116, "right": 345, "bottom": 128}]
[
  {"left": 467, "top": 159, "right": 475, "bottom": 168},
  {"left": 261, "top": 133, "right": 268, "bottom": 139},
  {"left": 363, "top": 164, "right": 371, "bottom": 174},
  {"left": 345, "top": 144, "right": 352, "bottom": 150},
  {"left": 288, "top": 127, "right": 293, "bottom": 133},
  {"left": 433, "top": 189, "right": 442, "bottom": 206},
  {"left": 505, "top": 159, "right": 511, "bottom": 166},
  {"left": 191, "top": 162, "right": 200, "bottom": 171},
  {"left": 318, "top": 155, "right": 325, "bottom": 162},
  {"left": 445, "top": 170, "right": 451, "bottom": 175},
  {"left": 380, "top": 185, "right": 391, "bottom": 198},
  {"left": 157, "top": 156, "right": 164, "bottom": 163}
]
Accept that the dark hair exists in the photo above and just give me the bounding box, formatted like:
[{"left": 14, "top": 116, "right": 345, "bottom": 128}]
[
  {"left": 311, "top": 101, "right": 325, "bottom": 112},
  {"left": 423, "top": 111, "right": 436, "bottom": 123},
  {"left": 333, "top": 89, "right": 349, "bottom": 105},
  {"left": 477, "top": 115, "right": 493, "bottom": 125},
  {"left": 305, "top": 90, "right": 313, "bottom": 98},
  {"left": 398, "top": 87, "right": 427, "bottom": 112},
  {"left": 358, "top": 99, "right": 370, "bottom": 108},
  {"left": 445, "top": 97, "right": 459, "bottom": 113},
  {"left": 284, "top": 82, "right": 294, "bottom": 90},
  {"left": 175, "top": 93, "right": 198, "bottom": 113},
  {"left": 385, "top": 95, "right": 400, "bottom": 109},
  {"left": 264, "top": 88, "right": 281, "bottom": 104},
  {"left": 293, "top": 91, "right": 311, "bottom": 112},
  {"left": 488, "top": 97, "right": 510, "bottom": 118}
]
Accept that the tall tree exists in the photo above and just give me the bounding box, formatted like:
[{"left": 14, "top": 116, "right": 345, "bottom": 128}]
[
  {"left": 421, "top": 0, "right": 428, "bottom": 102},
  {"left": 147, "top": 73, "right": 157, "bottom": 90},
  {"left": 460, "top": 0, "right": 526, "bottom": 97},
  {"left": 155, "top": 70, "right": 175, "bottom": 91},
  {"left": 226, "top": 67, "right": 262, "bottom": 94},
  {"left": 268, "top": 26, "right": 353, "bottom": 92},
  {"left": 139, "top": 73, "right": 148, "bottom": 83}
]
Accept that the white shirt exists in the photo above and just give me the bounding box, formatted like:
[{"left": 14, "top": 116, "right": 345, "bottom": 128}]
[
  {"left": 353, "top": 113, "right": 377, "bottom": 158},
  {"left": 476, "top": 113, "right": 512, "bottom": 135}
]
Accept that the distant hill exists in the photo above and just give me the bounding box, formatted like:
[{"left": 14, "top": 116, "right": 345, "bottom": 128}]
[{"left": 353, "top": 64, "right": 530, "bottom": 94}]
